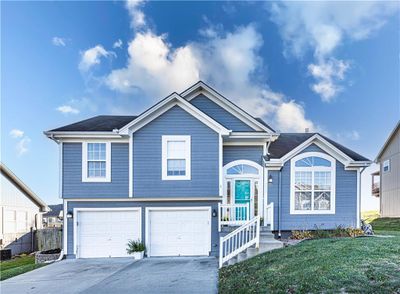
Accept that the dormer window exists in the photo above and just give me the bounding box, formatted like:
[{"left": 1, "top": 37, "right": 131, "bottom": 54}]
[
  {"left": 290, "top": 152, "right": 336, "bottom": 214},
  {"left": 82, "top": 142, "right": 111, "bottom": 182},
  {"left": 162, "top": 136, "right": 191, "bottom": 180}
]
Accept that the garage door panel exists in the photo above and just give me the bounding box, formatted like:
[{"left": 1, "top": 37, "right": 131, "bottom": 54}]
[
  {"left": 77, "top": 210, "right": 141, "bottom": 258},
  {"left": 148, "top": 208, "right": 210, "bottom": 257}
]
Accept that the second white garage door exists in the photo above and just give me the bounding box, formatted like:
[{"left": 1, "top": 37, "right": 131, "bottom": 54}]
[
  {"left": 76, "top": 209, "right": 141, "bottom": 258},
  {"left": 146, "top": 207, "right": 211, "bottom": 257}
]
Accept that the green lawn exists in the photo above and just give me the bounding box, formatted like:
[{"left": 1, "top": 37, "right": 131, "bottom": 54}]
[
  {"left": 1, "top": 255, "right": 47, "bottom": 281},
  {"left": 219, "top": 218, "right": 400, "bottom": 293}
]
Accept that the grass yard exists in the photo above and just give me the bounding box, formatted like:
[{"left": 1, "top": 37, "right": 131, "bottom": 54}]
[
  {"left": 1, "top": 255, "right": 47, "bottom": 281},
  {"left": 219, "top": 218, "right": 400, "bottom": 293}
]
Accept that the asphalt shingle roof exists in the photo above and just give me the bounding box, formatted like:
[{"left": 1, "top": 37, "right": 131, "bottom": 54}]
[
  {"left": 49, "top": 115, "right": 137, "bottom": 132},
  {"left": 268, "top": 133, "right": 370, "bottom": 162}
]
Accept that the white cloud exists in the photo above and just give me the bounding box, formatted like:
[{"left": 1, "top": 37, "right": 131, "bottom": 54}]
[
  {"left": 79, "top": 45, "right": 114, "bottom": 71},
  {"left": 10, "top": 129, "right": 30, "bottom": 156},
  {"left": 269, "top": 1, "right": 399, "bottom": 100},
  {"left": 113, "top": 39, "right": 123, "bottom": 48},
  {"left": 276, "top": 101, "right": 315, "bottom": 133},
  {"left": 16, "top": 137, "right": 31, "bottom": 156},
  {"left": 56, "top": 105, "right": 80, "bottom": 114},
  {"left": 52, "top": 37, "right": 66, "bottom": 47},
  {"left": 308, "top": 59, "right": 350, "bottom": 101},
  {"left": 105, "top": 20, "right": 316, "bottom": 132},
  {"left": 338, "top": 130, "right": 361, "bottom": 141},
  {"left": 10, "top": 129, "right": 24, "bottom": 138},
  {"left": 126, "top": 0, "right": 146, "bottom": 29}
]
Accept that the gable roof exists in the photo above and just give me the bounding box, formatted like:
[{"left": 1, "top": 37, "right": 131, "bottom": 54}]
[
  {"left": 0, "top": 163, "right": 49, "bottom": 212},
  {"left": 49, "top": 115, "right": 137, "bottom": 132},
  {"left": 181, "top": 81, "right": 276, "bottom": 133},
  {"left": 118, "top": 92, "right": 230, "bottom": 135},
  {"left": 44, "top": 204, "right": 63, "bottom": 218},
  {"left": 376, "top": 121, "right": 400, "bottom": 161},
  {"left": 267, "top": 133, "right": 370, "bottom": 162}
]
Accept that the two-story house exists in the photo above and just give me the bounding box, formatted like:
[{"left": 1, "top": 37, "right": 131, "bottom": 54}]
[{"left": 45, "top": 81, "right": 370, "bottom": 262}]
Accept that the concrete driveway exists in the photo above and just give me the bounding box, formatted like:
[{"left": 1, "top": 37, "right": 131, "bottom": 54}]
[{"left": 1, "top": 257, "right": 218, "bottom": 294}]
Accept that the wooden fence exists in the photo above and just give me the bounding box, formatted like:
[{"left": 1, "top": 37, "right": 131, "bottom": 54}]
[{"left": 35, "top": 228, "right": 62, "bottom": 251}]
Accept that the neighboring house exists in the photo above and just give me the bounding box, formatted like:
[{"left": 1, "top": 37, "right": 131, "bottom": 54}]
[
  {"left": 43, "top": 204, "right": 63, "bottom": 228},
  {"left": 0, "top": 163, "right": 49, "bottom": 255},
  {"left": 45, "top": 81, "right": 370, "bottom": 260},
  {"left": 373, "top": 121, "right": 400, "bottom": 217}
]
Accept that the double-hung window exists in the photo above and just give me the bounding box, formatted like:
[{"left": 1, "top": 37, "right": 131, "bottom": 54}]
[
  {"left": 383, "top": 159, "right": 390, "bottom": 173},
  {"left": 290, "top": 152, "right": 336, "bottom": 214},
  {"left": 162, "top": 136, "right": 191, "bottom": 180},
  {"left": 82, "top": 142, "right": 111, "bottom": 182}
]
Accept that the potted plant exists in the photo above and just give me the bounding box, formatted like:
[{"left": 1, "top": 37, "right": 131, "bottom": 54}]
[{"left": 126, "top": 239, "right": 145, "bottom": 259}]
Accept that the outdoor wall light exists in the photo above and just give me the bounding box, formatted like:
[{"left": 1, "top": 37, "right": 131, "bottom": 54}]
[
  {"left": 268, "top": 175, "right": 273, "bottom": 183},
  {"left": 66, "top": 212, "right": 73, "bottom": 219},
  {"left": 212, "top": 209, "right": 217, "bottom": 217}
]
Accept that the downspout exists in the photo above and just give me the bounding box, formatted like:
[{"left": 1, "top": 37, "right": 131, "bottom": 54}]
[
  {"left": 278, "top": 170, "right": 282, "bottom": 238},
  {"left": 359, "top": 166, "right": 367, "bottom": 227}
]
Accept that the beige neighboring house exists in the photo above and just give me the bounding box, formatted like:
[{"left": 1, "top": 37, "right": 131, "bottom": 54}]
[
  {"left": 0, "top": 163, "right": 49, "bottom": 255},
  {"left": 373, "top": 121, "right": 400, "bottom": 217}
]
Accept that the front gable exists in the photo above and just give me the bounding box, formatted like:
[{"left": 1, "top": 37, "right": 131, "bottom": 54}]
[
  {"left": 118, "top": 93, "right": 230, "bottom": 136},
  {"left": 190, "top": 94, "right": 255, "bottom": 132},
  {"left": 181, "top": 81, "right": 275, "bottom": 133}
]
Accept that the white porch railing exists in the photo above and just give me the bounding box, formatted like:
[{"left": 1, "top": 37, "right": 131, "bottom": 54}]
[
  {"left": 219, "top": 216, "right": 260, "bottom": 268},
  {"left": 218, "top": 203, "right": 250, "bottom": 231},
  {"left": 264, "top": 202, "right": 274, "bottom": 231}
]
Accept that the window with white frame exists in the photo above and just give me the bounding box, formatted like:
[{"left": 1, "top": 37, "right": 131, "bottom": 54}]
[
  {"left": 383, "top": 159, "right": 390, "bottom": 173},
  {"left": 162, "top": 136, "right": 191, "bottom": 180},
  {"left": 290, "top": 152, "right": 336, "bottom": 214},
  {"left": 82, "top": 142, "right": 111, "bottom": 182}
]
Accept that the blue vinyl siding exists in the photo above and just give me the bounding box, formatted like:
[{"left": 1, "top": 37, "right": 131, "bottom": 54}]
[
  {"left": 190, "top": 94, "right": 255, "bottom": 131},
  {"left": 223, "top": 146, "right": 263, "bottom": 166},
  {"left": 63, "top": 143, "right": 129, "bottom": 198},
  {"left": 66, "top": 200, "right": 220, "bottom": 258},
  {"left": 133, "top": 105, "right": 220, "bottom": 197},
  {"left": 267, "top": 144, "right": 357, "bottom": 230}
]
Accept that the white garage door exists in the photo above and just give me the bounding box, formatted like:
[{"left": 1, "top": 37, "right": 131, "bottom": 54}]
[
  {"left": 147, "top": 208, "right": 211, "bottom": 257},
  {"left": 77, "top": 209, "right": 141, "bottom": 258}
]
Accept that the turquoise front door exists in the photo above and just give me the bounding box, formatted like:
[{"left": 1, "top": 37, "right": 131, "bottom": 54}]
[{"left": 235, "top": 180, "right": 251, "bottom": 220}]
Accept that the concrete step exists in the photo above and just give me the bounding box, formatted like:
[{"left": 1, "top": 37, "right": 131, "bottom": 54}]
[
  {"left": 246, "top": 247, "right": 259, "bottom": 258},
  {"left": 260, "top": 225, "right": 271, "bottom": 232},
  {"left": 259, "top": 240, "right": 284, "bottom": 253},
  {"left": 227, "top": 256, "right": 238, "bottom": 266},
  {"left": 237, "top": 252, "right": 247, "bottom": 262}
]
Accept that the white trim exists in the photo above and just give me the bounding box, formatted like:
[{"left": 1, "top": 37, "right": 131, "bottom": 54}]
[
  {"left": 61, "top": 197, "right": 221, "bottom": 202},
  {"left": 119, "top": 93, "right": 230, "bottom": 135},
  {"left": 290, "top": 152, "right": 336, "bottom": 215},
  {"left": 73, "top": 207, "right": 142, "bottom": 257},
  {"left": 145, "top": 206, "right": 212, "bottom": 257},
  {"left": 180, "top": 82, "right": 275, "bottom": 133},
  {"left": 162, "top": 135, "right": 191, "bottom": 181},
  {"left": 129, "top": 137, "right": 133, "bottom": 197},
  {"left": 223, "top": 142, "right": 266, "bottom": 146},
  {"left": 60, "top": 138, "right": 129, "bottom": 143},
  {"left": 59, "top": 142, "right": 63, "bottom": 199},
  {"left": 383, "top": 159, "right": 391, "bottom": 173},
  {"left": 265, "top": 134, "right": 371, "bottom": 169},
  {"left": 63, "top": 199, "right": 68, "bottom": 255},
  {"left": 45, "top": 131, "right": 126, "bottom": 140},
  {"left": 223, "top": 160, "right": 263, "bottom": 218},
  {"left": 219, "top": 134, "right": 223, "bottom": 196},
  {"left": 356, "top": 169, "right": 360, "bottom": 228},
  {"left": 82, "top": 141, "right": 111, "bottom": 182}
]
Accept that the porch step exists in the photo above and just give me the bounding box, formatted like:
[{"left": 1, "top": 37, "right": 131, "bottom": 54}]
[
  {"left": 227, "top": 256, "right": 238, "bottom": 266},
  {"left": 221, "top": 231, "right": 283, "bottom": 267}
]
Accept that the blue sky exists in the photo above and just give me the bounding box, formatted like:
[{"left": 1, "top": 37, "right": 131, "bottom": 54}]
[{"left": 2, "top": 1, "right": 399, "bottom": 206}]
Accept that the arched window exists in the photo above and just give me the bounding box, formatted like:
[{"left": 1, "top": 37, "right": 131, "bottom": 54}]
[
  {"left": 290, "top": 152, "right": 336, "bottom": 214},
  {"left": 227, "top": 164, "right": 259, "bottom": 175}
]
